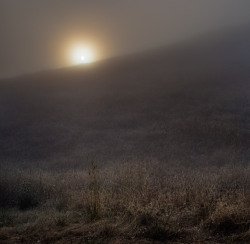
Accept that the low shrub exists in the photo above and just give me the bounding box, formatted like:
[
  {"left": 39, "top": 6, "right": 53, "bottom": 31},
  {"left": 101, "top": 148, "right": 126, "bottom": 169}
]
[
  {"left": 17, "top": 182, "right": 39, "bottom": 210},
  {"left": 145, "top": 223, "right": 177, "bottom": 241},
  {"left": 204, "top": 202, "right": 250, "bottom": 235},
  {"left": 0, "top": 209, "right": 14, "bottom": 227}
]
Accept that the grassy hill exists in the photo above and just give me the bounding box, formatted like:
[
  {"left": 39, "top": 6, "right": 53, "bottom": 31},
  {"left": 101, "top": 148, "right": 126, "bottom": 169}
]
[
  {"left": 0, "top": 27, "right": 249, "bottom": 169},
  {"left": 0, "top": 27, "right": 250, "bottom": 243}
]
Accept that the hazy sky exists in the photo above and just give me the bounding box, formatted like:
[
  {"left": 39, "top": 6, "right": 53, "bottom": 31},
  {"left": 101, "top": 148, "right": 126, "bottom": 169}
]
[{"left": 1, "top": 0, "right": 250, "bottom": 77}]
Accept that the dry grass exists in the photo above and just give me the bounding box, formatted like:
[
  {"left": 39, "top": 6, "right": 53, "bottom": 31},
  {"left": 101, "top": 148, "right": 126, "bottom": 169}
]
[{"left": 1, "top": 161, "right": 250, "bottom": 243}]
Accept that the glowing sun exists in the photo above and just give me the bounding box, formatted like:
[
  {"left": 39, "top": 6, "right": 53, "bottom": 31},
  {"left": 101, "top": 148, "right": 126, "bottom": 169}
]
[{"left": 71, "top": 46, "right": 95, "bottom": 65}]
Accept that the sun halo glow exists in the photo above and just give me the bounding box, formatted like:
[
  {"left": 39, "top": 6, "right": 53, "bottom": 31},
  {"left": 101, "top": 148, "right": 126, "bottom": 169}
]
[{"left": 71, "top": 46, "right": 95, "bottom": 65}]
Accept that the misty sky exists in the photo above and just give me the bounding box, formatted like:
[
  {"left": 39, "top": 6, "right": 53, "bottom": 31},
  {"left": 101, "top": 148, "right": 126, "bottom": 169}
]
[{"left": 1, "top": 0, "right": 250, "bottom": 78}]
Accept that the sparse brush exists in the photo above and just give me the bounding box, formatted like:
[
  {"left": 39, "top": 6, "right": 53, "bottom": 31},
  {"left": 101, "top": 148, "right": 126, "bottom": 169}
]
[
  {"left": 54, "top": 212, "right": 67, "bottom": 227},
  {"left": 0, "top": 163, "right": 250, "bottom": 243},
  {"left": 17, "top": 182, "right": 39, "bottom": 210},
  {"left": 85, "top": 161, "right": 102, "bottom": 221},
  {"left": 144, "top": 223, "right": 178, "bottom": 241},
  {"left": 0, "top": 209, "right": 14, "bottom": 227},
  {"left": 203, "top": 202, "right": 250, "bottom": 235}
]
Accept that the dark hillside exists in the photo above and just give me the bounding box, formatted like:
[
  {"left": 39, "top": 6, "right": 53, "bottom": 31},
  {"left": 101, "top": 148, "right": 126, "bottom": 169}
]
[{"left": 0, "top": 27, "right": 249, "bottom": 168}]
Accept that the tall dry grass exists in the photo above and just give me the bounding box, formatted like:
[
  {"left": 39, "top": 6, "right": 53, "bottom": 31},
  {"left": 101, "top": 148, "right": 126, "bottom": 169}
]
[{"left": 0, "top": 161, "right": 250, "bottom": 243}]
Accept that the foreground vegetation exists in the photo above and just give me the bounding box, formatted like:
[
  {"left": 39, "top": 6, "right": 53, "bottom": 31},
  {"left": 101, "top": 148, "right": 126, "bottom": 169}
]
[{"left": 1, "top": 161, "right": 250, "bottom": 243}]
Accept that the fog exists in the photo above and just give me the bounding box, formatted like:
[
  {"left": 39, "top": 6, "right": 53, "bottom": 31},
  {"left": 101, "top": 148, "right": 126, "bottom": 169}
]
[
  {"left": 1, "top": 2, "right": 250, "bottom": 241},
  {"left": 1, "top": 0, "right": 250, "bottom": 77}
]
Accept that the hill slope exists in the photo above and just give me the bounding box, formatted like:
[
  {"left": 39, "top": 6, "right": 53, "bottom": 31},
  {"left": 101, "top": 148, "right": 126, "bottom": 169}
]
[{"left": 0, "top": 27, "right": 250, "bottom": 168}]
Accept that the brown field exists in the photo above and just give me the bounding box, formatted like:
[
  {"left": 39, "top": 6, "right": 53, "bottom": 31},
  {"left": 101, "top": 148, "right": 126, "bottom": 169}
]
[{"left": 1, "top": 162, "right": 250, "bottom": 243}]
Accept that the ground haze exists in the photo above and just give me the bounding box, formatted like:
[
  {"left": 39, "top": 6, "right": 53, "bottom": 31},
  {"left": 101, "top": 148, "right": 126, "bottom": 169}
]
[{"left": 0, "top": 27, "right": 250, "bottom": 243}]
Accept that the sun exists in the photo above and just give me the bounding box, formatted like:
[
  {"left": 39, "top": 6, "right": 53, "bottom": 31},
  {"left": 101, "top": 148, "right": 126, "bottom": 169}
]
[
  {"left": 80, "top": 55, "right": 85, "bottom": 62},
  {"left": 71, "top": 46, "right": 95, "bottom": 65}
]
